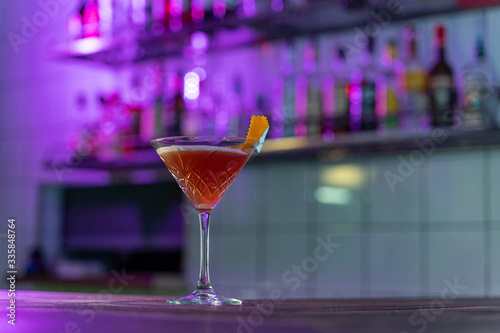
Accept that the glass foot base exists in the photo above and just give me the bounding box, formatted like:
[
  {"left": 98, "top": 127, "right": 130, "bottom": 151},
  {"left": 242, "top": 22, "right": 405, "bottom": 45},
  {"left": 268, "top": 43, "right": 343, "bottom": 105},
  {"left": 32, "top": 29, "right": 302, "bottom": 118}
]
[{"left": 166, "top": 289, "right": 242, "bottom": 305}]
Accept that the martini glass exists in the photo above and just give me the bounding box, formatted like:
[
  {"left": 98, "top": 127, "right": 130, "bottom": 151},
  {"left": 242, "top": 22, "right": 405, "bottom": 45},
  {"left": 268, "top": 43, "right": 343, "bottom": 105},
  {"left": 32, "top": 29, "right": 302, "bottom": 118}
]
[{"left": 151, "top": 136, "right": 260, "bottom": 305}]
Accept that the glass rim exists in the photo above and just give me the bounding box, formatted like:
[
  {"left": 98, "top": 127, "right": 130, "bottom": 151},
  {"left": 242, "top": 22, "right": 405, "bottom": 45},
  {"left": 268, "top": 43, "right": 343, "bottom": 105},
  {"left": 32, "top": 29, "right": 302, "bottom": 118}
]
[{"left": 150, "top": 136, "right": 258, "bottom": 144}]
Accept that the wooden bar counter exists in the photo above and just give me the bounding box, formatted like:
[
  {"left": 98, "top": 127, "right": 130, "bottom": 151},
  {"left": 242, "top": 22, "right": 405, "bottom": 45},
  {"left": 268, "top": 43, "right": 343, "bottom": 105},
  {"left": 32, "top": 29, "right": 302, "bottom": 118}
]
[{"left": 1, "top": 291, "right": 500, "bottom": 332}]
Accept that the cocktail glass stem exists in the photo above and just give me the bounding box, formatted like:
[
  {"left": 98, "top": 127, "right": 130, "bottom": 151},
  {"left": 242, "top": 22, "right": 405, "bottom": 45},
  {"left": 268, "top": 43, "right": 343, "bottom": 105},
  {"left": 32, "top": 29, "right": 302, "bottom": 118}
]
[
  {"left": 196, "top": 211, "right": 213, "bottom": 293},
  {"left": 165, "top": 209, "right": 240, "bottom": 305}
]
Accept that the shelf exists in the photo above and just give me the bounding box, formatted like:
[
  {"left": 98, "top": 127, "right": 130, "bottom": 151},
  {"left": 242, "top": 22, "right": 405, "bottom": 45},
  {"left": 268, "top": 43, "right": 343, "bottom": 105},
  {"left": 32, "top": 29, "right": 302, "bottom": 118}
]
[
  {"left": 260, "top": 128, "right": 500, "bottom": 161},
  {"left": 44, "top": 129, "right": 500, "bottom": 172},
  {"left": 51, "top": 0, "right": 500, "bottom": 65}
]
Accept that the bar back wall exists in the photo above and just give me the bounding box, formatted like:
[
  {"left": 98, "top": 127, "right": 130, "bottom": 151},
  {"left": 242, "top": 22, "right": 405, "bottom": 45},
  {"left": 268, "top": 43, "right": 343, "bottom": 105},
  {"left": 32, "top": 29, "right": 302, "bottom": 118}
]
[{"left": 1, "top": 1, "right": 499, "bottom": 299}]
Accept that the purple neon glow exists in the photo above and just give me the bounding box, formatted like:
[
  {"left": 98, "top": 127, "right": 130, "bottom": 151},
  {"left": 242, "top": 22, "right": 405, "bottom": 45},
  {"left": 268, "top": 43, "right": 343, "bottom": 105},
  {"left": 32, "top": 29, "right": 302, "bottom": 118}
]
[
  {"left": 152, "top": 0, "right": 166, "bottom": 21},
  {"left": 322, "top": 130, "right": 335, "bottom": 142},
  {"left": 271, "top": 0, "right": 284, "bottom": 12},
  {"left": 99, "top": 0, "right": 113, "bottom": 34},
  {"left": 169, "top": 16, "right": 182, "bottom": 32},
  {"left": 215, "top": 110, "right": 229, "bottom": 136},
  {"left": 191, "top": 31, "right": 209, "bottom": 51},
  {"left": 192, "top": 67, "right": 207, "bottom": 81},
  {"left": 191, "top": 0, "right": 205, "bottom": 21},
  {"left": 170, "top": 0, "right": 183, "bottom": 17},
  {"left": 192, "top": 5, "right": 204, "bottom": 21},
  {"left": 72, "top": 37, "right": 102, "bottom": 53},
  {"left": 169, "top": 0, "right": 183, "bottom": 31},
  {"left": 380, "top": 54, "right": 392, "bottom": 67},
  {"left": 279, "top": 42, "right": 294, "bottom": 76},
  {"left": 212, "top": 70, "right": 226, "bottom": 98},
  {"left": 271, "top": 77, "right": 285, "bottom": 138},
  {"left": 131, "top": 0, "right": 146, "bottom": 25},
  {"left": 213, "top": 0, "right": 226, "bottom": 18},
  {"left": 184, "top": 72, "right": 200, "bottom": 100},
  {"left": 351, "top": 67, "right": 363, "bottom": 84},
  {"left": 242, "top": 0, "right": 256, "bottom": 17},
  {"left": 168, "top": 73, "right": 183, "bottom": 91}
]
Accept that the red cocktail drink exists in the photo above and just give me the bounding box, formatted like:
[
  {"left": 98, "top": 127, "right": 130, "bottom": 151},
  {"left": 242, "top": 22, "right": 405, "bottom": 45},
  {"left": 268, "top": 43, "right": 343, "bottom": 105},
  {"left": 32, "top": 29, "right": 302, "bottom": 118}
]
[{"left": 157, "top": 146, "right": 250, "bottom": 212}]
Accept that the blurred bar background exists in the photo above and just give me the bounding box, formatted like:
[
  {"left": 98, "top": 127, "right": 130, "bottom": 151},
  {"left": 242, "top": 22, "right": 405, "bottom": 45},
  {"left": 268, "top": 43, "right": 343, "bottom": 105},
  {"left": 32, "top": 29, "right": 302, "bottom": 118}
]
[{"left": 1, "top": 0, "right": 500, "bottom": 299}]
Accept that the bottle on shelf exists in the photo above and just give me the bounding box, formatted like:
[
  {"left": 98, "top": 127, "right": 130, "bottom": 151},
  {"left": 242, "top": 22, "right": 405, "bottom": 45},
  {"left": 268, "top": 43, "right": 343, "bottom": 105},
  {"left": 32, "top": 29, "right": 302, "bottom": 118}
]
[
  {"left": 227, "top": 76, "right": 244, "bottom": 137},
  {"left": 149, "top": 63, "right": 167, "bottom": 138},
  {"left": 145, "top": 0, "right": 154, "bottom": 31},
  {"left": 82, "top": 0, "right": 100, "bottom": 38},
  {"left": 143, "top": 0, "right": 163, "bottom": 31},
  {"left": 428, "top": 24, "right": 456, "bottom": 127},
  {"left": 150, "top": 0, "right": 169, "bottom": 29},
  {"left": 255, "top": 94, "right": 268, "bottom": 117},
  {"left": 190, "top": 0, "right": 206, "bottom": 23},
  {"left": 376, "top": 40, "right": 402, "bottom": 131},
  {"left": 400, "top": 26, "right": 429, "bottom": 132},
  {"left": 169, "top": 71, "right": 186, "bottom": 136},
  {"left": 349, "top": 37, "right": 377, "bottom": 132},
  {"left": 171, "top": 89, "right": 185, "bottom": 135},
  {"left": 459, "top": 36, "right": 498, "bottom": 130},
  {"left": 111, "top": 0, "right": 131, "bottom": 36},
  {"left": 197, "top": 70, "right": 216, "bottom": 136},
  {"left": 213, "top": 0, "right": 227, "bottom": 19},
  {"left": 153, "top": 92, "right": 165, "bottom": 137},
  {"left": 322, "top": 45, "right": 350, "bottom": 138},
  {"left": 213, "top": 68, "right": 229, "bottom": 136},
  {"left": 296, "top": 38, "right": 322, "bottom": 137},
  {"left": 270, "top": 76, "right": 285, "bottom": 138},
  {"left": 67, "top": 3, "right": 84, "bottom": 41},
  {"left": 280, "top": 40, "right": 297, "bottom": 137},
  {"left": 167, "top": 0, "right": 185, "bottom": 31},
  {"left": 130, "top": 0, "right": 147, "bottom": 32}
]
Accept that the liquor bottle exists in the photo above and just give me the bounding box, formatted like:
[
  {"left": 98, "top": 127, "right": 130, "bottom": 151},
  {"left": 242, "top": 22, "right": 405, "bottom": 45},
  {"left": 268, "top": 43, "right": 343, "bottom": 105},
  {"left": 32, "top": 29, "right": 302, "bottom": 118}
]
[
  {"left": 227, "top": 77, "right": 243, "bottom": 137},
  {"left": 350, "top": 37, "right": 377, "bottom": 132},
  {"left": 112, "top": 0, "right": 130, "bottom": 36},
  {"left": 168, "top": 0, "right": 184, "bottom": 31},
  {"left": 190, "top": 0, "right": 205, "bottom": 23},
  {"left": 400, "top": 26, "right": 429, "bottom": 132},
  {"left": 158, "top": 0, "right": 171, "bottom": 28},
  {"left": 294, "top": 40, "right": 310, "bottom": 137},
  {"left": 271, "top": 77, "right": 285, "bottom": 138},
  {"left": 301, "top": 38, "right": 322, "bottom": 137},
  {"left": 82, "top": 0, "right": 100, "bottom": 38},
  {"left": 213, "top": 68, "right": 228, "bottom": 136},
  {"left": 148, "top": 0, "right": 178, "bottom": 31},
  {"left": 172, "top": 90, "right": 185, "bottom": 135},
  {"left": 213, "top": 0, "right": 227, "bottom": 19},
  {"left": 255, "top": 94, "right": 267, "bottom": 117},
  {"left": 130, "top": 0, "right": 147, "bottom": 31},
  {"left": 376, "top": 40, "right": 402, "bottom": 131},
  {"left": 197, "top": 71, "right": 216, "bottom": 136},
  {"left": 459, "top": 36, "right": 498, "bottom": 130},
  {"left": 168, "top": 71, "right": 186, "bottom": 136},
  {"left": 149, "top": 63, "right": 167, "bottom": 138},
  {"left": 67, "top": 2, "right": 84, "bottom": 40},
  {"left": 428, "top": 25, "right": 456, "bottom": 127},
  {"left": 322, "top": 46, "right": 350, "bottom": 137},
  {"left": 280, "top": 40, "right": 296, "bottom": 137}
]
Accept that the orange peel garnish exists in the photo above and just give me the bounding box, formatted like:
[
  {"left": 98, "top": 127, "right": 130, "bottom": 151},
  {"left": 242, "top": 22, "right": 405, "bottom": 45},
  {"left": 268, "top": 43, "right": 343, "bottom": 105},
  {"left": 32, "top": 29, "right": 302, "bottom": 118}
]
[{"left": 240, "top": 115, "right": 269, "bottom": 151}]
